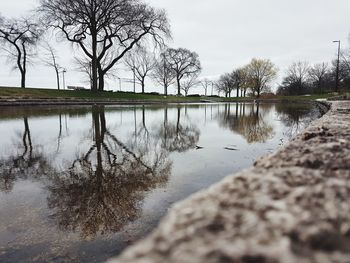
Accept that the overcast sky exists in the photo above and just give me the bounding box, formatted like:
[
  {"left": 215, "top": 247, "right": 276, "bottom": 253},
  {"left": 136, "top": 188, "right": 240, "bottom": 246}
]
[{"left": 1, "top": 0, "right": 350, "bottom": 93}]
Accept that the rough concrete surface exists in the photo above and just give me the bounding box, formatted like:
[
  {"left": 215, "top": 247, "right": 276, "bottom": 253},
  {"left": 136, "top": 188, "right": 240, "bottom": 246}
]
[{"left": 110, "top": 101, "right": 350, "bottom": 263}]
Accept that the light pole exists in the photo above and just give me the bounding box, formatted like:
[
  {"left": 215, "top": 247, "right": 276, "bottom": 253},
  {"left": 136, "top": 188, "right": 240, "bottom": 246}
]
[
  {"left": 62, "top": 69, "right": 67, "bottom": 90},
  {"left": 333, "top": 40, "right": 341, "bottom": 92},
  {"left": 132, "top": 68, "right": 136, "bottom": 93},
  {"left": 117, "top": 77, "right": 122, "bottom": 91}
]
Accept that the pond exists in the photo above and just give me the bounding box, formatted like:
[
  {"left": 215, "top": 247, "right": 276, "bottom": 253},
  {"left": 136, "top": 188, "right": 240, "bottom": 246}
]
[{"left": 0, "top": 102, "right": 322, "bottom": 263}]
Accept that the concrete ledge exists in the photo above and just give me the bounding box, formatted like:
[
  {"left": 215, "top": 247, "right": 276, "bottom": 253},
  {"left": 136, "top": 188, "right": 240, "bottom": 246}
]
[{"left": 109, "top": 101, "right": 350, "bottom": 263}]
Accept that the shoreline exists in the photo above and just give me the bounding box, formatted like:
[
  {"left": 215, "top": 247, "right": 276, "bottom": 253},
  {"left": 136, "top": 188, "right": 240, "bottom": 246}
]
[
  {"left": 0, "top": 86, "right": 344, "bottom": 107},
  {"left": 0, "top": 97, "right": 332, "bottom": 107}
]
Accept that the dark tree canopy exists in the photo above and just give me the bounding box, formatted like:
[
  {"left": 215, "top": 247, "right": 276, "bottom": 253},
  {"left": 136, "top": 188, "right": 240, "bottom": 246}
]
[
  {"left": 39, "top": 0, "right": 171, "bottom": 91},
  {"left": 0, "top": 16, "right": 42, "bottom": 88},
  {"left": 278, "top": 61, "right": 319, "bottom": 96},
  {"left": 308, "top": 62, "right": 328, "bottom": 93}
]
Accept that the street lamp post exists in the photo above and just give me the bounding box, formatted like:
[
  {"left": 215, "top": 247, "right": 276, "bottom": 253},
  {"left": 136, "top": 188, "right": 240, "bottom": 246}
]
[
  {"left": 61, "top": 69, "right": 67, "bottom": 90},
  {"left": 118, "top": 77, "right": 122, "bottom": 91},
  {"left": 132, "top": 68, "right": 136, "bottom": 93},
  {"left": 333, "top": 40, "right": 341, "bottom": 92}
]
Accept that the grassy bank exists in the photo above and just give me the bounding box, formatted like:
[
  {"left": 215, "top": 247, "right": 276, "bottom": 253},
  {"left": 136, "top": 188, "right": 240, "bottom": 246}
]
[
  {"left": 0, "top": 86, "right": 344, "bottom": 102},
  {"left": 0, "top": 86, "right": 200, "bottom": 102},
  {"left": 223, "top": 93, "right": 340, "bottom": 102}
]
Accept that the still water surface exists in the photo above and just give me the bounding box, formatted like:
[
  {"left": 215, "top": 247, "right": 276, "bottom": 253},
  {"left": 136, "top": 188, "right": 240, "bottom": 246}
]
[{"left": 0, "top": 102, "right": 321, "bottom": 262}]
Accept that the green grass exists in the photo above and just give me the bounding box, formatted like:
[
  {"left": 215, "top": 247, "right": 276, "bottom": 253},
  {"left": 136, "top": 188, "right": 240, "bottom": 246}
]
[
  {"left": 277, "top": 94, "right": 335, "bottom": 100},
  {"left": 0, "top": 86, "right": 345, "bottom": 102},
  {"left": 0, "top": 86, "right": 201, "bottom": 101},
  {"left": 222, "top": 93, "right": 341, "bottom": 102}
]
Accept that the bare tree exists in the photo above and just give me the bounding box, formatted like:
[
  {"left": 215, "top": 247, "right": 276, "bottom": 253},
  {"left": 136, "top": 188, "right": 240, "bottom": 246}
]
[
  {"left": 277, "top": 61, "right": 311, "bottom": 95},
  {"left": 308, "top": 62, "right": 328, "bottom": 93},
  {"left": 74, "top": 56, "right": 93, "bottom": 89},
  {"left": 124, "top": 46, "right": 156, "bottom": 94},
  {"left": 163, "top": 48, "right": 201, "bottom": 95},
  {"left": 39, "top": 0, "right": 170, "bottom": 92},
  {"left": 341, "top": 50, "right": 350, "bottom": 73},
  {"left": 200, "top": 78, "right": 211, "bottom": 96},
  {"left": 215, "top": 73, "right": 234, "bottom": 97},
  {"left": 74, "top": 55, "right": 118, "bottom": 89},
  {"left": 238, "top": 66, "right": 250, "bottom": 97},
  {"left": 41, "top": 42, "right": 62, "bottom": 89},
  {"left": 181, "top": 74, "right": 200, "bottom": 96},
  {"left": 245, "top": 58, "right": 278, "bottom": 97},
  {"left": 231, "top": 68, "right": 248, "bottom": 97},
  {"left": 339, "top": 50, "right": 350, "bottom": 90},
  {"left": 151, "top": 52, "right": 175, "bottom": 95},
  {"left": 0, "top": 16, "right": 42, "bottom": 88},
  {"left": 286, "top": 61, "right": 310, "bottom": 94}
]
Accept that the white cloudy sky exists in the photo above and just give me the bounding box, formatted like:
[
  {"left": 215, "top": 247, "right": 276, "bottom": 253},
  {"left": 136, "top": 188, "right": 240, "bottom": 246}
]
[{"left": 1, "top": 0, "right": 350, "bottom": 93}]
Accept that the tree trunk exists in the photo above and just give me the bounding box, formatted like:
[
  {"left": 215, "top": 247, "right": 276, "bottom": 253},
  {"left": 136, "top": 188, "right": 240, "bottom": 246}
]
[
  {"left": 177, "top": 77, "right": 181, "bottom": 95},
  {"left": 142, "top": 106, "right": 146, "bottom": 127},
  {"left": 98, "top": 67, "right": 104, "bottom": 91},
  {"left": 91, "top": 58, "right": 98, "bottom": 91},
  {"left": 56, "top": 69, "right": 60, "bottom": 90},
  {"left": 91, "top": 31, "right": 98, "bottom": 92},
  {"left": 164, "top": 107, "right": 168, "bottom": 143},
  {"left": 21, "top": 71, "right": 26, "bottom": 89},
  {"left": 21, "top": 44, "right": 27, "bottom": 89},
  {"left": 98, "top": 75, "right": 104, "bottom": 91},
  {"left": 256, "top": 103, "right": 260, "bottom": 116},
  {"left": 141, "top": 79, "right": 145, "bottom": 94},
  {"left": 236, "top": 86, "right": 239, "bottom": 97},
  {"left": 176, "top": 107, "right": 181, "bottom": 133},
  {"left": 164, "top": 84, "right": 168, "bottom": 96}
]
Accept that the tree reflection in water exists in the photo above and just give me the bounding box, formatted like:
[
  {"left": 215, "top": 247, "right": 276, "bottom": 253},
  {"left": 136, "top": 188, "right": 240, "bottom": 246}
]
[
  {"left": 47, "top": 106, "right": 172, "bottom": 239},
  {"left": 0, "top": 117, "right": 50, "bottom": 192},
  {"left": 276, "top": 102, "right": 322, "bottom": 138},
  {"left": 217, "top": 103, "right": 274, "bottom": 143},
  {"left": 0, "top": 103, "right": 321, "bottom": 248},
  {"left": 155, "top": 107, "right": 200, "bottom": 152}
]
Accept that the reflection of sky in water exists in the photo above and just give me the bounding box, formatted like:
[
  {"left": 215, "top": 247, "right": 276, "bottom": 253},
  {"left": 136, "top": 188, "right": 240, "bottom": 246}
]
[{"left": 0, "top": 103, "right": 321, "bottom": 263}]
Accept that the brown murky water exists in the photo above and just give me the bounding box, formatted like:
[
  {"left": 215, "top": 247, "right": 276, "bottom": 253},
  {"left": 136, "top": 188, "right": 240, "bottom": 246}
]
[{"left": 0, "top": 102, "right": 321, "bottom": 262}]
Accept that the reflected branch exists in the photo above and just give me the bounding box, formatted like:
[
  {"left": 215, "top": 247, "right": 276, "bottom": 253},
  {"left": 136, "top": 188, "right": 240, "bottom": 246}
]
[{"left": 47, "top": 107, "right": 172, "bottom": 239}]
